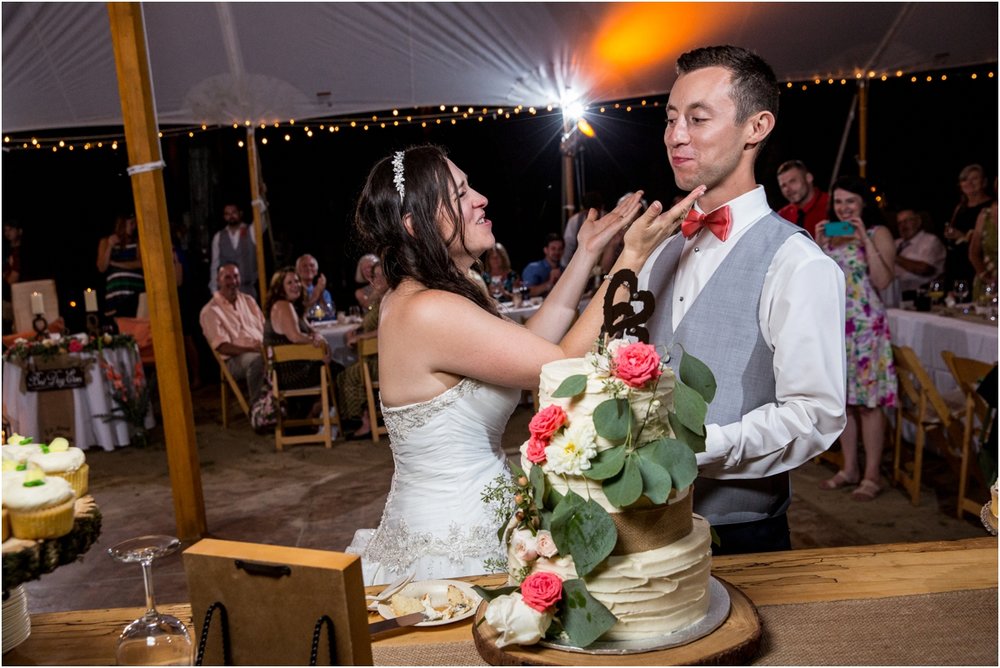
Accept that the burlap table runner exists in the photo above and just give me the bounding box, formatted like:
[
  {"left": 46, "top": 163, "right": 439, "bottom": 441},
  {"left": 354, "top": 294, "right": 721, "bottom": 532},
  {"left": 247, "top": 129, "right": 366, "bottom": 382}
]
[{"left": 372, "top": 588, "right": 998, "bottom": 666}]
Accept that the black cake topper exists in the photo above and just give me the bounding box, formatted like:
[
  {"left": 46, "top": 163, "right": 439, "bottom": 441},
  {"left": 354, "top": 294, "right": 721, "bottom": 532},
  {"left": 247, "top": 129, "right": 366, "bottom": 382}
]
[{"left": 601, "top": 268, "right": 656, "bottom": 343}]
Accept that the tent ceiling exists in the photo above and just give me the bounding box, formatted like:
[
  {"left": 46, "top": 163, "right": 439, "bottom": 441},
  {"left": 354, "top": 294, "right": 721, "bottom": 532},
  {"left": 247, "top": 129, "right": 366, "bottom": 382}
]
[{"left": 3, "top": 2, "right": 997, "bottom": 133}]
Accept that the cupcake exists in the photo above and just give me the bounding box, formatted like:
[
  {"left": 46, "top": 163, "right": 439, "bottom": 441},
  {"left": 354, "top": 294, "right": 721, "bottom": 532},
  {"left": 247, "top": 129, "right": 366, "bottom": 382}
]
[
  {"left": 3, "top": 470, "right": 75, "bottom": 540},
  {"left": 27, "top": 437, "right": 88, "bottom": 497},
  {"left": 2, "top": 434, "right": 43, "bottom": 465}
]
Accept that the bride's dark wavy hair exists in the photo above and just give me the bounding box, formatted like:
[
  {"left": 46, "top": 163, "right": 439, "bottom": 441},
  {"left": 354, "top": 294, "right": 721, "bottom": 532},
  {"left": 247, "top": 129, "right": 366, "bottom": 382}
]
[{"left": 355, "top": 144, "right": 498, "bottom": 316}]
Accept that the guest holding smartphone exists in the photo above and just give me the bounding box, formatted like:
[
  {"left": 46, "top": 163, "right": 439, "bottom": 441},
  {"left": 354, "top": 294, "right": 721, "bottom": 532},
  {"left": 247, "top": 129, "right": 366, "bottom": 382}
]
[{"left": 815, "top": 176, "right": 897, "bottom": 501}]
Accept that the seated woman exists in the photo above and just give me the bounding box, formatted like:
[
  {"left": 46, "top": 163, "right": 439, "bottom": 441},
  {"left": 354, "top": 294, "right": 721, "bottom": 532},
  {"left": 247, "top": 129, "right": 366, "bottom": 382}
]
[
  {"left": 353, "top": 253, "right": 380, "bottom": 310},
  {"left": 481, "top": 243, "right": 519, "bottom": 301},
  {"left": 336, "top": 260, "right": 388, "bottom": 438},
  {"left": 264, "top": 267, "right": 330, "bottom": 419}
]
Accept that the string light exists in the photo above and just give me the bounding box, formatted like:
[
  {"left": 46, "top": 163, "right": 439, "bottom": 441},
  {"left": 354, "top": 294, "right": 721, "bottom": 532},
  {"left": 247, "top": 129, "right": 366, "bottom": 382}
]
[{"left": 4, "top": 65, "right": 993, "bottom": 152}]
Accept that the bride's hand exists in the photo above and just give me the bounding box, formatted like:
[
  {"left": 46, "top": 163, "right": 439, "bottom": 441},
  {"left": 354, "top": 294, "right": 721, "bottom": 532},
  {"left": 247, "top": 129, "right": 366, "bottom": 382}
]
[
  {"left": 577, "top": 191, "right": 645, "bottom": 258},
  {"left": 621, "top": 186, "right": 706, "bottom": 263}
]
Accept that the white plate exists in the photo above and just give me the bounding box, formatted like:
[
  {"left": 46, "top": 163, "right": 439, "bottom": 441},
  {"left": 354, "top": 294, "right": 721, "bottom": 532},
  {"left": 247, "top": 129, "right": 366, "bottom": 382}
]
[{"left": 376, "top": 579, "right": 481, "bottom": 627}]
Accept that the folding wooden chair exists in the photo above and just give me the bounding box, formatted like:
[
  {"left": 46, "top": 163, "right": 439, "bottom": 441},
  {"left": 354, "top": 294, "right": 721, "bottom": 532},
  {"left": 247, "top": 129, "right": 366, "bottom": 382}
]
[
  {"left": 212, "top": 348, "right": 251, "bottom": 428},
  {"left": 891, "top": 345, "right": 962, "bottom": 506},
  {"left": 358, "top": 336, "right": 387, "bottom": 444},
  {"left": 270, "top": 343, "right": 343, "bottom": 451},
  {"left": 941, "top": 351, "right": 995, "bottom": 519}
]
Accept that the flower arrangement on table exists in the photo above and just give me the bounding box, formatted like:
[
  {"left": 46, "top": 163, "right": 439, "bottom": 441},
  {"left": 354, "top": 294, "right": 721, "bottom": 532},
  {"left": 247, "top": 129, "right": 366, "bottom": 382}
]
[
  {"left": 477, "top": 337, "right": 716, "bottom": 648},
  {"left": 96, "top": 349, "right": 151, "bottom": 447},
  {"left": 3, "top": 333, "right": 140, "bottom": 363}
]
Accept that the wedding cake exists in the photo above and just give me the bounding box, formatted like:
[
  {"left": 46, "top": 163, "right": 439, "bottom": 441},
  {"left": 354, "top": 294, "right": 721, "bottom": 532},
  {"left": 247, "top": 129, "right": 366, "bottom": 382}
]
[{"left": 483, "top": 336, "right": 715, "bottom": 649}]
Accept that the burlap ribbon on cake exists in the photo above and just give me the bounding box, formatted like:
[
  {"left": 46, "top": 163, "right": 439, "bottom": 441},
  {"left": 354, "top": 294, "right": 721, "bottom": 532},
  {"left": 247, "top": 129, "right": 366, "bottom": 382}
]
[{"left": 610, "top": 492, "right": 693, "bottom": 555}]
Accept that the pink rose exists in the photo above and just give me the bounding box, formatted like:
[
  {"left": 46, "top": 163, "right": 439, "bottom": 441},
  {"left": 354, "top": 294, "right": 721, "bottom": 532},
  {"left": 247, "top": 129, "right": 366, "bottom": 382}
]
[
  {"left": 520, "top": 571, "right": 563, "bottom": 612},
  {"left": 67, "top": 339, "right": 83, "bottom": 353},
  {"left": 535, "top": 531, "right": 559, "bottom": 558},
  {"left": 613, "top": 342, "right": 662, "bottom": 388},
  {"left": 525, "top": 436, "right": 548, "bottom": 464},
  {"left": 528, "top": 404, "right": 567, "bottom": 441}
]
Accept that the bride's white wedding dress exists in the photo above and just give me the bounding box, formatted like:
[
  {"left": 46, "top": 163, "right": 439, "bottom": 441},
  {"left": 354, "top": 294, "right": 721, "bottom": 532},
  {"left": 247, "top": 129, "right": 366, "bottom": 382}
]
[{"left": 346, "top": 377, "right": 520, "bottom": 585}]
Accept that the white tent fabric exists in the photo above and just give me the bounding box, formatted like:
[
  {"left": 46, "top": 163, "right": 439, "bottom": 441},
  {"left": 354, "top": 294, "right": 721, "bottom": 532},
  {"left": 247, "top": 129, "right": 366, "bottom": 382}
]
[{"left": 3, "top": 2, "right": 997, "bottom": 133}]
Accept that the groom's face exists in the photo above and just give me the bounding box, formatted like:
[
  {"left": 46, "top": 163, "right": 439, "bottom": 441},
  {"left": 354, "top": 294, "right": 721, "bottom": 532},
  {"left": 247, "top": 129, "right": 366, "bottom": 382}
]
[{"left": 664, "top": 66, "right": 747, "bottom": 195}]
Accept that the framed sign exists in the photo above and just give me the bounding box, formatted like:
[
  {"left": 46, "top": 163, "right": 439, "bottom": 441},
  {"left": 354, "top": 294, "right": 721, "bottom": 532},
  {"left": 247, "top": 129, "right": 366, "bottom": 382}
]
[{"left": 25, "top": 366, "right": 86, "bottom": 392}]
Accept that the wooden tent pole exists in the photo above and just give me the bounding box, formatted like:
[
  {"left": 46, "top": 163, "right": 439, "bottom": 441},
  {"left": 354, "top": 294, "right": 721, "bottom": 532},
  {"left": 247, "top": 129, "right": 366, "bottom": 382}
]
[
  {"left": 246, "top": 127, "right": 267, "bottom": 300},
  {"left": 107, "top": 2, "right": 207, "bottom": 540}
]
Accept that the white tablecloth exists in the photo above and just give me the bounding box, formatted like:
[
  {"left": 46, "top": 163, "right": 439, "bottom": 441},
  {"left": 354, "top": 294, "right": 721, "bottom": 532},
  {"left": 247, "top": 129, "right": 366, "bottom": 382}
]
[
  {"left": 887, "top": 308, "right": 998, "bottom": 396},
  {"left": 2, "top": 344, "right": 156, "bottom": 451},
  {"left": 312, "top": 320, "right": 360, "bottom": 367}
]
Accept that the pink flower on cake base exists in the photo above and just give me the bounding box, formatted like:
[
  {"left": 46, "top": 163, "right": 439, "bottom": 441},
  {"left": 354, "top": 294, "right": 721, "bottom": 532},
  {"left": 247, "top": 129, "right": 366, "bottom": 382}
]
[
  {"left": 529, "top": 404, "right": 568, "bottom": 441},
  {"left": 524, "top": 436, "right": 548, "bottom": 464},
  {"left": 543, "top": 422, "right": 597, "bottom": 475},
  {"left": 520, "top": 571, "right": 563, "bottom": 612},
  {"left": 613, "top": 342, "right": 662, "bottom": 388},
  {"left": 511, "top": 528, "right": 539, "bottom": 563},
  {"left": 67, "top": 339, "right": 83, "bottom": 353},
  {"left": 485, "top": 592, "right": 554, "bottom": 648}
]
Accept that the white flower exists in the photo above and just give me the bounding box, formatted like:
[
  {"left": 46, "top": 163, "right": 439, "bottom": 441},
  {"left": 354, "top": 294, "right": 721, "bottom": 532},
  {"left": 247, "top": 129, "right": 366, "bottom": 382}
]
[
  {"left": 484, "top": 593, "right": 554, "bottom": 648},
  {"left": 544, "top": 421, "right": 597, "bottom": 475},
  {"left": 533, "top": 553, "right": 579, "bottom": 581},
  {"left": 535, "top": 530, "right": 558, "bottom": 558},
  {"left": 511, "top": 528, "right": 538, "bottom": 563},
  {"left": 14, "top": 337, "right": 26, "bottom": 345}
]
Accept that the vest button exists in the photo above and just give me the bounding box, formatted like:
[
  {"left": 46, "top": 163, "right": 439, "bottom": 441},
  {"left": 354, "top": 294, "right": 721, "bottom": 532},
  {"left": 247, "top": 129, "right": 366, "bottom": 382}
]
[
  {"left": 694, "top": 247, "right": 700, "bottom": 252},
  {"left": 679, "top": 296, "right": 684, "bottom": 302}
]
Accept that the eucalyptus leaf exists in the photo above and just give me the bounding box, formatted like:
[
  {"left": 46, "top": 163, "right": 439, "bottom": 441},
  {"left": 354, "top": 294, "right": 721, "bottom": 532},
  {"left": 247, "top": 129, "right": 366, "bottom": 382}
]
[
  {"left": 593, "top": 398, "right": 633, "bottom": 441},
  {"left": 559, "top": 579, "right": 617, "bottom": 648},
  {"left": 710, "top": 525, "right": 721, "bottom": 547},
  {"left": 529, "top": 463, "right": 546, "bottom": 509},
  {"left": 603, "top": 453, "right": 642, "bottom": 508},
  {"left": 550, "top": 494, "right": 617, "bottom": 577},
  {"left": 551, "top": 374, "right": 588, "bottom": 398},
  {"left": 509, "top": 460, "right": 526, "bottom": 481},
  {"left": 582, "top": 445, "right": 626, "bottom": 480},
  {"left": 673, "top": 380, "right": 707, "bottom": 435},
  {"left": 472, "top": 585, "right": 519, "bottom": 603},
  {"left": 544, "top": 485, "right": 564, "bottom": 512},
  {"left": 668, "top": 413, "right": 706, "bottom": 454},
  {"left": 635, "top": 447, "right": 672, "bottom": 503},
  {"left": 679, "top": 351, "right": 717, "bottom": 403},
  {"left": 655, "top": 438, "right": 699, "bottom": 490}
]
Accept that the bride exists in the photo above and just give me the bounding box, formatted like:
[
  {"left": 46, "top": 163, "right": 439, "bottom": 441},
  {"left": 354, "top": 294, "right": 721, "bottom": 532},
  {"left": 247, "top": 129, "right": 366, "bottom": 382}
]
[{"left": 346, "top": 145, "right": 703, "bottom": 584}]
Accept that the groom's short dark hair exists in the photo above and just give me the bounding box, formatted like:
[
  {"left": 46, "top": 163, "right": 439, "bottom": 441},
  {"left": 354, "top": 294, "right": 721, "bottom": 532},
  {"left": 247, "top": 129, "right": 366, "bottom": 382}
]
[{"left": 677, "top": 45, "right": 778, "bottom": 123}]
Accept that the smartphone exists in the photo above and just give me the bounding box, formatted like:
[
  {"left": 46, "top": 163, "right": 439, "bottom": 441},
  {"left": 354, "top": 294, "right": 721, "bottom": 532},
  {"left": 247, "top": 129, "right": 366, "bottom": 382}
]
[{"left": 824, "top": 221, "right": 855, "bottom": 237}]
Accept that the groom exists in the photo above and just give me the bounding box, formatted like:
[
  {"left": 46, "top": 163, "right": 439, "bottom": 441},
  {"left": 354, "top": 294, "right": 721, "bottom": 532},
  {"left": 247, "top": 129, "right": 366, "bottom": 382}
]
[{"left": 639, "top": 46, "right": 847, "bottom": 554}]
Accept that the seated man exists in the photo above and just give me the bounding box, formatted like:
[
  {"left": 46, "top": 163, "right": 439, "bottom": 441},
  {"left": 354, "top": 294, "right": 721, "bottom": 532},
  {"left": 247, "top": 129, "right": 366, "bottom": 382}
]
[
  {"left": 295, "top": 253, "right": 335, "bottom": 319},
  {"left": 895, "top": 208, "right": 946, "bottom": 295},
  {"left": 521, "top": 233, "right": 564, "bottom": 298},
  {"left": 200, "top": 262, "right": 266, "bottom": 402}
]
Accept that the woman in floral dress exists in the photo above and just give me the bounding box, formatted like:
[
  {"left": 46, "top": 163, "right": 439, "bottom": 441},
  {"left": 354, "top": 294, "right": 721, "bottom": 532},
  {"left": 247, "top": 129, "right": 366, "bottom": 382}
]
[{"left": 816, "top": 176, "right": 897, "bottom": 501}]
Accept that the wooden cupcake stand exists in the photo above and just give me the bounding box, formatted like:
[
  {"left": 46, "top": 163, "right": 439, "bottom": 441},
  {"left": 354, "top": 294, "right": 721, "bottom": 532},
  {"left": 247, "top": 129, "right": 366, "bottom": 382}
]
[
  {"left": 2, "top": 497, "right": 102, "bottom": 653},
  {"left": 472, "top": 577, "right": 762, "bottom": 666}
]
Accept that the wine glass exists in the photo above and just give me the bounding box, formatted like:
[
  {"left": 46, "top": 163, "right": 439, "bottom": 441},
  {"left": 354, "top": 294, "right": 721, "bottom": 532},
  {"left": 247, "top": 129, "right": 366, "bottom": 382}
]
[
  {"left": 954, "top": 279, "right": 971, "bottom": 312},
  {"left": 348, "top": 305, "right": 362, "bottom": 322},
  {"left": 109, "top": 535, "right": 193, "bottom": 666},
  {"left": 927, "top": 280, "right": 945, "bottom": 306}
]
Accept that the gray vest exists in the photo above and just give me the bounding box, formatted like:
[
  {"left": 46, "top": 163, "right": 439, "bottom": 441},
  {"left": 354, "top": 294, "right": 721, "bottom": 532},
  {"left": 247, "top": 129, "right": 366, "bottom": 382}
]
[
  {"left": 648, "top": 212, "right": 804, "bottom": 525},
  {"left": 218, "top": 225, "right": 258, "bottom": 298}
]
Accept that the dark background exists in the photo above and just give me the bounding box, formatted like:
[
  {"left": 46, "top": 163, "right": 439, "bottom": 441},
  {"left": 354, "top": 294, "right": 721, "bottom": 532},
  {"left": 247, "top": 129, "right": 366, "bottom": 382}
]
[{"left": 3, "top": 64, "right": 997, "bottom": 356}]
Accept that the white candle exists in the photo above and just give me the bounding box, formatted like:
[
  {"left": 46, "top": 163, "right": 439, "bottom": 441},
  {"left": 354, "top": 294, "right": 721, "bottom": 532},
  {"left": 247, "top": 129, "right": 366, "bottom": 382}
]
[
  {"left": 84, "top": 288, "right": 98, "bottom": 312},
  {"left": 30, "top": 291, "right": 44, "bottom": 315}
]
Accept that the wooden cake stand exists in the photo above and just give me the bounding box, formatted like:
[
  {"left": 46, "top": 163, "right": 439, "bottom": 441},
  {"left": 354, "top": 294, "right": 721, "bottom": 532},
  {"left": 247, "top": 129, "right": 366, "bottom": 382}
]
[{"left": 472, "top": 577, "right": 761, "bottom": 666}]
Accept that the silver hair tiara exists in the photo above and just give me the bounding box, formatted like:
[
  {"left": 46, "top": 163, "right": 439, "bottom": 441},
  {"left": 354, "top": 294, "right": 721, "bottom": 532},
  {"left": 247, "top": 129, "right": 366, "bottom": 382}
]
[{"left": 391, "top": 151, "right": 405, "bottom": 202}]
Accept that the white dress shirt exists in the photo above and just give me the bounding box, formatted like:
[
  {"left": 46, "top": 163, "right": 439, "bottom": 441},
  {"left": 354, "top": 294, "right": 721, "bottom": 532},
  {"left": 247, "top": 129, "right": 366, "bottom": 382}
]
[
  {"left": 895, "top": 230, "right": 946, "bottom": 292},
  {"left": 639, "top": 186, "right": 847, "bottom": 479}
]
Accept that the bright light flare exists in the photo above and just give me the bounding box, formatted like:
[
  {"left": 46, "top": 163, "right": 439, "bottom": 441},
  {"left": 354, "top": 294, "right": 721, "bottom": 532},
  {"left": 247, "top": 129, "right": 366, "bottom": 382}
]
[
  {"left": 563, "top": 100, "right": 585, "bottom": 122},
  {"left": 577, "top": 118, "right": 596, "bottom": 138}
]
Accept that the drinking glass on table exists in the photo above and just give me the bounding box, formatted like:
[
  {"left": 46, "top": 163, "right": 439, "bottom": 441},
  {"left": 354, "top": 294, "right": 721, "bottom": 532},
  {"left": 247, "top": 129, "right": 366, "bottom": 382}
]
[
  {"left": 954, "top": 279, "right": 971, "bottom": 312},
  {"left": 109, "top": 535, "right": 193, "bottom": 666},
  {"left": 348, "top": 305, "right": 362, "bottom": 322},
  {"left": 927, "top": 280, "right": 945, "bottom": 306}
]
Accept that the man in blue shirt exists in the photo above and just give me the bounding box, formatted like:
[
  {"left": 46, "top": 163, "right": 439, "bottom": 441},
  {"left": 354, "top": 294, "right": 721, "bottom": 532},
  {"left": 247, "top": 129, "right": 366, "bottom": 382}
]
[{"left": 521, "top": 233, "right": 564, "bottom": 297}]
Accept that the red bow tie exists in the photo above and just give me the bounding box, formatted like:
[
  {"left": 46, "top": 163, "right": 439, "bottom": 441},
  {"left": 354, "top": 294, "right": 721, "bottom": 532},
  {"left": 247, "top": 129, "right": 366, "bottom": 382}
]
[{"left": 682, "top": 206, "right": 732, "bottom": 242}]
